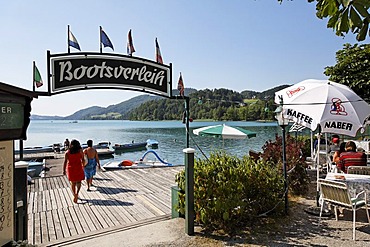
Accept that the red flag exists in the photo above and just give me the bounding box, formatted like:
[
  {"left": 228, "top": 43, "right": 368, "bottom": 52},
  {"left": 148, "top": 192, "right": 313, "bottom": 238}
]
[
  {"left": 155, "top": 38, "right": 163, "bottom": 64},
  {"left": 127, "top": 29, "right": 135, "bottom": 56},
  {"left": 177, "top": 73, "right": 184, "bottom": 96}
]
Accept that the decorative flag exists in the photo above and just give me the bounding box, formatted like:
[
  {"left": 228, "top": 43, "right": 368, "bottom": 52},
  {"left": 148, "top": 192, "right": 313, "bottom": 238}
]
[
  {"left": 155, "top": 38, "right": 163, "bottom": 64},
  {"left": 101, "top": 28, "right": 114, "bottom": 50},
  {"left": 127, "top": 29, "right": 135, "bottom": 56},
  {"left": 68, "top": 30, "right": 81, "bottom": 51},
  {"left": 34, "top": 64, "right": 43, "bottom": 88},
  {"left": 177, "top": 73, "right": 184, "bottom": 96}
]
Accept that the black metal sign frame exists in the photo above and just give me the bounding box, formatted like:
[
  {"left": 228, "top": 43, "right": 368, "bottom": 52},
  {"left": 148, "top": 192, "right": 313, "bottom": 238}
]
[{"left": 45, "top": 51, "right": 172, "bottom": 97}]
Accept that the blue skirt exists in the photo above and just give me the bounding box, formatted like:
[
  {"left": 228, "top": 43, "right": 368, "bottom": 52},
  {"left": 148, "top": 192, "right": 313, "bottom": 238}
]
[{"left": 84, "top": 158, "right": 97, "bottom": 179}]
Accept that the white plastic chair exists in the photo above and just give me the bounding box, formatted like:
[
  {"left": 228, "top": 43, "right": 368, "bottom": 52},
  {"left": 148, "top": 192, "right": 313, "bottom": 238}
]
[
  {"left": 318, "top": 179, "right": 370, "bottom": 240},
  {"left": 347, "top": 166, "right": 370, "bottom": 175}
]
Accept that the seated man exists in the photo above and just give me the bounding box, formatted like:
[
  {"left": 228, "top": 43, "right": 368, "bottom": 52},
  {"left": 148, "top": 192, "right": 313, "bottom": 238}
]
[
  {"left": 329, "top": 135, "right": 340, "bottom": 153},
  {"left": 338, "top": 141, "right": 367, "bottom": 173}
]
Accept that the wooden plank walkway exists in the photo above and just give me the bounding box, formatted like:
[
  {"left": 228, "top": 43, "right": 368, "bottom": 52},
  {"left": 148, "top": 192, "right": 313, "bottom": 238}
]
[{"left": 27, "top": 166, "right": 184, "bottom": 246}]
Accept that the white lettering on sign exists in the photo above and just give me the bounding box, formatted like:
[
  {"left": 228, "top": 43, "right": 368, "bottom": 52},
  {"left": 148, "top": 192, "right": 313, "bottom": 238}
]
[
  {"left": 0, "top": 107, "right": 11, "bottom": 114},
  {"left": 286, "top": 109, "right": 313, "bottom": 124},
  {"left": 324, "top": 121, "right": 353, "bottom": 131},
  {"left": 58, "top": 61, "right": 165, "bottom": 86}
]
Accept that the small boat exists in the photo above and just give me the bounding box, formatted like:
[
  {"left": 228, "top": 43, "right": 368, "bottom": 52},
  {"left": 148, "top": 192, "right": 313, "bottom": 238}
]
[
  {"left": 102, "top": 159, "right": 135, "bottom": 169},
  {"left": 15, "top": 160, "right": 45, "bottom": 177},
  {"left": 96, "top": 148, "right": 115, "bottom": 157},
  {"left": 94, "top": 142, "right": 111, "bottom": 149},
  {"left": 146, "top": 139, "right": 159, "bottom": 148},
  {"left": 81, "top": 142, "right": 114, "bottom": 158},
  {"left": 102, "top": 160, "right": 172, "bottom": 170},
  {"left": 102, "top": 150, "right": 179, "bottom": 170},
  {"left": 29, "top": 160, "right": 46, "bottom": 177},
  {"left": 112, "top": 142, "right": 147, "bottom": 152},
  {"left": 15, "top": 145, "right": 54, "bottom": 155},
  {"left": 27, "top": 168, "right": 36, "bottom": 178},
  {"left": 139, "top": 150, "right": 173, "bottom": 166}
]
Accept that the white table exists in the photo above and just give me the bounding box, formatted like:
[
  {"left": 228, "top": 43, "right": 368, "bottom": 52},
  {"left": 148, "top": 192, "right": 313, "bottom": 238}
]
[{"left": 325, "top": 173, "right": 370, "bottom": 203}]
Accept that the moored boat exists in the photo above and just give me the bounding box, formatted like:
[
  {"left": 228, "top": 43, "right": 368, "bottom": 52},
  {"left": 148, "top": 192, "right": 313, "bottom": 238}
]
[
  {"left": 81, "top": 141, "right": 114, "bottom": 158},
  {"left": 102, "top": 159, "right": 174, "bottom": 170},
  {"left": 96, "top": 148, "right": 115, "bottom": 157},
  {"left": 146, "top": 139, "right": 159, "bottom": 148},
  {"left": 112, "top": 142, "right": 147, "bottom": 152},
  {"left": 15, "top": 145, "right": 54, "bottom": 155},
  {"left": 16, "top": 160, "right": 45, "bottom": 177},
  {"left": 102, "top": 150, "right": 180, "bottom": 170}
]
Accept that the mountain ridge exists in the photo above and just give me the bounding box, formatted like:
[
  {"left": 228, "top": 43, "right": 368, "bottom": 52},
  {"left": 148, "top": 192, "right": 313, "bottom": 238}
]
[{"left": 31, "top": 85, "right": 289, "bottom": 120}]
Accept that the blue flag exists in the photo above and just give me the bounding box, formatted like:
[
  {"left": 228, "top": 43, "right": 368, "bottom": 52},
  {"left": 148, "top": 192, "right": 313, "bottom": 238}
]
[
  {"left": 101, "top": 28, "right": 114, "bottom": 51},
  {"left": 68, "top": 30, "right": 81, "bottom": 51}
]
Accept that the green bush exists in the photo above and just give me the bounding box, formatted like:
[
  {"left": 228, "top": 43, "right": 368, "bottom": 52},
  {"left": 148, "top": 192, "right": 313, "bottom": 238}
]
[
  {"left": 261, "top": 134, "right": 309, "bottom": 196},
  {"left": 175, "top": 151, "right": 284, "bottom": 233}
]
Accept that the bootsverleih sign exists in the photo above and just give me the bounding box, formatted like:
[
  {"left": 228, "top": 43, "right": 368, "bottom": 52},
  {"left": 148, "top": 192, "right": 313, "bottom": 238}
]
[{"left": 49, "top": 53, "right": 172, "bottom": 97}]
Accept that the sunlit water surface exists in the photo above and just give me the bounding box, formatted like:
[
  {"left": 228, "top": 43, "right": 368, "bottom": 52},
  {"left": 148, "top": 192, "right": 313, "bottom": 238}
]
[{"left": 18, "top": 120, "right": 281, "bottom": 165}]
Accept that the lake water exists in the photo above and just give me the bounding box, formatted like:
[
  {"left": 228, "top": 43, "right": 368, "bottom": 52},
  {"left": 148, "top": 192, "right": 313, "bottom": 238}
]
[{"left": 17, "top": 120, "right": 280, "bottom": 165}]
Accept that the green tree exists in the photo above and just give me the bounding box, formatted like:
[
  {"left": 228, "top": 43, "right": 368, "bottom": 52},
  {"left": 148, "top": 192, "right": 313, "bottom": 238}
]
[
  {"left": 279, "top": 0, "right": 370, "bottom": 41},
  {"left": 324, "top": 43, "right": 370, "bottom": 101},
  {"left": 225, "top": 106, "right": 239, "bottom": 121}
]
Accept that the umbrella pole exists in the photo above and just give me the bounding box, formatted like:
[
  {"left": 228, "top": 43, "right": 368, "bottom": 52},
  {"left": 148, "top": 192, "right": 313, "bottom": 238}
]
[
  {"left": 325, "top": 133, "right": 329, "bottom": 173},
  {"left": 316, "top": 133, "right": 321, "bottom": 207},
  {"left": 310, "top": 131, "right": 314, "bottom": 160}
]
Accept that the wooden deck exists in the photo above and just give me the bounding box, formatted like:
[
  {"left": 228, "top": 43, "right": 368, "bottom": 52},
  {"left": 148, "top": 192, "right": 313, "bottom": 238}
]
[{"left": 27, "top": 166, "right": 184, "bottom": 246}]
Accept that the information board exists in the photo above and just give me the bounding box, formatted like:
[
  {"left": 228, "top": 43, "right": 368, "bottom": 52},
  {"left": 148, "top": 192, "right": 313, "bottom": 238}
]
[
  {"left": 0, "top": 103, "right": 24, "bottom": 130},
  {"left": 0, "top": 140, "right": 14, "bottom": 246}
]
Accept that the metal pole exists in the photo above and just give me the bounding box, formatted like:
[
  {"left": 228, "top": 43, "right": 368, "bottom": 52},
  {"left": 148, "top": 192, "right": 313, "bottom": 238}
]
[
  {"left": 277, "top": 95, "right": 288, "bottom": 215},
  {"left": 185, "top": 97, "right": 190, "bottom": 148},
  {"left": 183, "top": 148, "right": 194, "bottom": 235},
  {"left": 19, "top": 140, "right": 23, "bottom": 161},
  {"left": 99, "top": 26, "right": 102, "bottom": 53},
  {"left": 67, "top": 25, "right": 70, "bottom": 53},
  {"left": 282, "top": 125, "right": 288, "bottom": 214}
]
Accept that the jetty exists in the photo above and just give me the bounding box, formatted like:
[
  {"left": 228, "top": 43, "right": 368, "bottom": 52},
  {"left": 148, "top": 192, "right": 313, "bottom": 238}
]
[{"left": 27, "top": 166, "right": 183, "bottom": 246}]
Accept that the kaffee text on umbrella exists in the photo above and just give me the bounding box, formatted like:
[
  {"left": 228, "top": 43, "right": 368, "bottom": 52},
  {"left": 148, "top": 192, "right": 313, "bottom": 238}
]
[{"left": 286, "top": 108, "right": 313, "bottom": 124}]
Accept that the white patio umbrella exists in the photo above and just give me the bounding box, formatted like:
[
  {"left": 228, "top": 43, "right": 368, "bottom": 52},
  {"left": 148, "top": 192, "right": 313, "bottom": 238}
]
[
  {"left": 274, "top": 79, "right": 370, "bottom": 207},
  {"left": 274, "top": 79, "right": 370, "bottom": 137},
  {"left": 193, "top": 124, "right": 257, "bottom": 139}
]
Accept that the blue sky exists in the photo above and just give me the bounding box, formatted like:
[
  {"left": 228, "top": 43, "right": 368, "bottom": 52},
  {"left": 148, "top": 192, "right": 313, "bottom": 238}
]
[{"left": 0, "top": 0, "right": 361, "bottom": 116}]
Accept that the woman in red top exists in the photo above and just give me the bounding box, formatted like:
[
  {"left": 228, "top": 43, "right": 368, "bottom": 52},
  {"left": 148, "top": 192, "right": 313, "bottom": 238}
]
[{"left": 63, "top": 139, "right": 85, "bottom": 203}]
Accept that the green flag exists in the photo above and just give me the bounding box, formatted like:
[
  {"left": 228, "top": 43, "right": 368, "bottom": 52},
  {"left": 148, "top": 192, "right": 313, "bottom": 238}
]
[{"left": 34, "top": 64, "right": 43, "bottom": 88}]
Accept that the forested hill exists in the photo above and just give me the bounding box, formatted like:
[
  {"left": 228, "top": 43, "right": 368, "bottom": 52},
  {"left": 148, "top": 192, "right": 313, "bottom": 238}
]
[
  {"left": 31, "top": 85, "right": 289, "bottom": 120},
  {"left": 129, "top": 85, "right": 290, "bottom": 121},
  {"left": 64, "top": 95, "right": 160, "bottom": 120}
]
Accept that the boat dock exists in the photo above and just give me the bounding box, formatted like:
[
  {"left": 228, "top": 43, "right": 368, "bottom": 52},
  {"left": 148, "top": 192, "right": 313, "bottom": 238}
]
[{"left": 27, "top": 166, "right": 183, "bottom": 246}]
